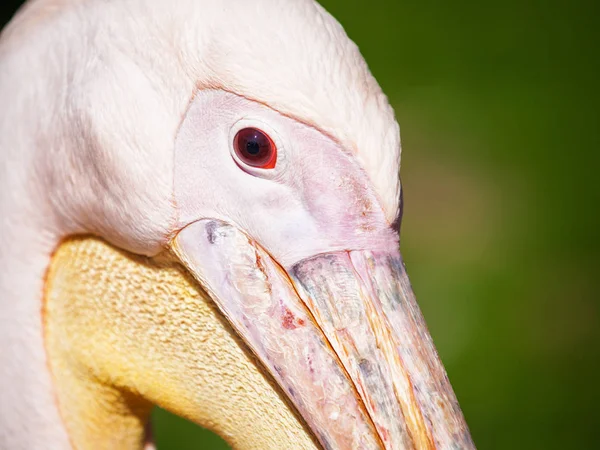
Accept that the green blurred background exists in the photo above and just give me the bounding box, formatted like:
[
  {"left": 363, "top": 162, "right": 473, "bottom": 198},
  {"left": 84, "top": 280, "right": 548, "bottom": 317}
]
[{"left": 2, "top": 0, "right": 598, "bottom": 448}]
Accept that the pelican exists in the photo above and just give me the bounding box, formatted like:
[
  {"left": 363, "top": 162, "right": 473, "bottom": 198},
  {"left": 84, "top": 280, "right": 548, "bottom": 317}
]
[{"left": 0, "top": 0, "right": 475, "bottom": 449}]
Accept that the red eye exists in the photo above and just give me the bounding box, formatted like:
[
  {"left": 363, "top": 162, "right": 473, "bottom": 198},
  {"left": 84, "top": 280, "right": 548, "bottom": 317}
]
[{"left": 233, "top": 127, "right": 277, "bottom": 169}]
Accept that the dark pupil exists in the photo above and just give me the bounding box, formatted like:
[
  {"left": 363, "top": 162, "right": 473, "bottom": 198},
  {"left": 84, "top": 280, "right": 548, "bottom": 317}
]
[
  {"left": 239, "top": 128, "right": 270, "bottom": 160},
  {"left": 246, "top": 139, "right": 261, "bottom": 155}
]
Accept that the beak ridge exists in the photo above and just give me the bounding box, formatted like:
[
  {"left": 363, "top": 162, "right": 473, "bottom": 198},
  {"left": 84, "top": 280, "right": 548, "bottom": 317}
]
[{"left": 293, "top": 251, "right": 474, "bottom": 449}]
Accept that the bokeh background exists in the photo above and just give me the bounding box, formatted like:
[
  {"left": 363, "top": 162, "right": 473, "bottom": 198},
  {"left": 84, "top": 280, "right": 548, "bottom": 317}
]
[{"left": 2, "top": 0, "right": 598, "bottom": 449}]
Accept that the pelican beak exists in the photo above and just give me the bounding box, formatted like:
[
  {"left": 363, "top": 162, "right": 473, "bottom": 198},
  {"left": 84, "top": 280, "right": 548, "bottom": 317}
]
[{"left": 172, "top": 219, "right": 474, "bottom": 450}]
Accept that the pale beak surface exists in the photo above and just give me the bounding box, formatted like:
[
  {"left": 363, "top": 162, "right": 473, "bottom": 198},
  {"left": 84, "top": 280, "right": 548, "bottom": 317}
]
[{"left": 173, "top": 219, "right": 474, "bottom": 450}]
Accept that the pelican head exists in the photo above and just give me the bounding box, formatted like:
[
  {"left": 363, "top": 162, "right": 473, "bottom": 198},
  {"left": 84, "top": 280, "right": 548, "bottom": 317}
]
[{"left": 0, "top": 0, "right": 474, "bottom": 449}]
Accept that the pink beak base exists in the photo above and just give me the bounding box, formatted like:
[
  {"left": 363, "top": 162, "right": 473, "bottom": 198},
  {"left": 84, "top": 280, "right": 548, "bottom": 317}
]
[{"left": 173, "top": 219, "right": 474, "bottom": 450}]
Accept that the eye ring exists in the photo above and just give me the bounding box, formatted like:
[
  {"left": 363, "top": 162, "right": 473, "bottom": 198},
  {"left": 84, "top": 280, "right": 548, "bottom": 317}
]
[{"left": 233, "top": 127, "right": 277, "bottom": 169}]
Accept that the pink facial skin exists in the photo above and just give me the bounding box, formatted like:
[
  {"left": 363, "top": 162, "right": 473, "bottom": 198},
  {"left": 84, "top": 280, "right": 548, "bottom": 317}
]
[{"left": 173, "top": 89, "right": 398, "bottom": 268}]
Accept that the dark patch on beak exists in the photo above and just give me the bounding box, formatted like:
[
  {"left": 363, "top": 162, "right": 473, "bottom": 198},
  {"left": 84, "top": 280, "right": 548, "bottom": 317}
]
[
  {"left": 205, "top": 221, "right": 218, "bottom": 244},
  {"left": 390, "top": 181, "right": 404, "bottom": 233}
]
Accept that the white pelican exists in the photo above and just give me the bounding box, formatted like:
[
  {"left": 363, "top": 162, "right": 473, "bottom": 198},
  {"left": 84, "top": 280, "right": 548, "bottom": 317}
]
[{"left": 0, "top": 0, "right": 475, "bottom": 449}]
